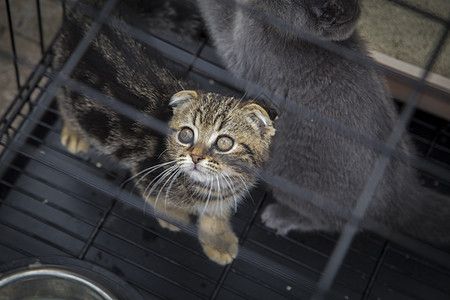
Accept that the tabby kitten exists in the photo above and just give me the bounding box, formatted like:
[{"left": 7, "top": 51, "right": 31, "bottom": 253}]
[{"left": 54, "top": 1, "right": 275, "bottom": 265}]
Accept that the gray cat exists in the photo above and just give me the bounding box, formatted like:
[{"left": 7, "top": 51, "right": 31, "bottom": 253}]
[{"left": 197, "top": 0, "right": 450, "bottom": 246}]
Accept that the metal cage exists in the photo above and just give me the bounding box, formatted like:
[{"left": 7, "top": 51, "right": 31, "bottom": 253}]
[{"left": 1, "top": 0, "right": 449, "bottom": 299}]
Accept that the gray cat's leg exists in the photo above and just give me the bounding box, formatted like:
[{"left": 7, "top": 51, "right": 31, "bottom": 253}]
[
  {"left": 261, "top": 202, "right": 332, "bottom": 234},
  {"left": 261, "top": 203, "right": 304, "bottom": 234}
]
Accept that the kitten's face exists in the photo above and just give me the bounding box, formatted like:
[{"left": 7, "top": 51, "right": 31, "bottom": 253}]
[{"left": 166, "top": 91, "right": 275, "bottom": 187}]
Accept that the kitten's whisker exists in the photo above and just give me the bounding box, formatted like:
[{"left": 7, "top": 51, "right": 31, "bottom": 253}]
[
  {"left": 212, "top": 176, "right": 219, "bottom": 216},
  {"left": 222, "top": 173, "right": 239, "bottom": 214},
  {"left": 232, "top": 160, "right": 261, "bottom": 181},
  {"left": 239, "top": 90, "right": 248, "bottom": 102},
  {"left": 229, "top": 97, "right": 243, "bottom": 116},
  {"left": 222, "top": 172, "right": 237, "bottom": 195},
  {"left": 155, "top": 166, "right": 181, "bottom": 210},
  {"left": 157, "top": 149, "right": 168, "bottom": 159},
  {"left": 167, "top": 70, "right": 185, "bottom": 91},
  {"left": 142, "top": 167, "right": 173, "bottom": 215},
  {"left": 142, "top": 167, "right": 169, "bottom": 199},
  {"left": 134, "top": 166, "right": 173, "bottom": 197},
  {"left": 165, "top": 168, "right": 182, "bottom": 204},
  {"left": 201, "top": 180, "right": 214, "bottom": 216},
  {"left": 148, "top": 167, "right": 179, "bottom": 218},
  {"left": 122, "top": 160, "right": 176, "bottom": 187},
  {"left": 236, "top": 173, "right": 254, "bottom": 205},
  {"left": 122, "top": 160, "right": 176, "bottom": 191},
  {"left": 127, "top": 162, "right": 176, "bottom": 215},
  {"left": 147, "top": 166, "right": 178, "bottom": 204},
  {"left": 216, "top": 176, "right": 224, "bottom": 216},
  {"left": 143, "top": 166, "right": 178, "bottom": 213}
]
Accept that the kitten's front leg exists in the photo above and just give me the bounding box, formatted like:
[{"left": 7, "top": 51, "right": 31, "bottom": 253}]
[
  {"left": 148, "top": 198, "right": 191, "bottom": 232},
  {"left": 61, "top": 121, "right": 90, "bottom": 154},
  {"left": 198, "top": 212, "right": 238, "bottom": 265},
  {"left": 156, "top": 209, "right": 191, "bottom": 232}
]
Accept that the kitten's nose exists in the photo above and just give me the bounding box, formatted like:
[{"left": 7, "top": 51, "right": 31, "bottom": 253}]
[{"left": 191, "top": 154, "right": 204, "bottom": 164}]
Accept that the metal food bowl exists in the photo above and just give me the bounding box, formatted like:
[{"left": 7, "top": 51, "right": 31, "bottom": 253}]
[{"left": 0, "top": 258, "right": 144, "bottom": 300}]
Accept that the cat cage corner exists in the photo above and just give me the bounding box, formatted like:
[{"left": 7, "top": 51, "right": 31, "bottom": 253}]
[{"left": 1, "top": 0, "right": 450, "bottom": 300}]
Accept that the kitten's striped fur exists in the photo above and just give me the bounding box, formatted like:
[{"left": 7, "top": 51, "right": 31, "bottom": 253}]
[{"left": 54, "top": 0, "right": 275, "bottom": 264}]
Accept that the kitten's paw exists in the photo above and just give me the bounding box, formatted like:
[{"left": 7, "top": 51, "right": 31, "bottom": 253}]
[
  {"left": 157, "top": 218, "right": 181, "bottom": 232},
  {"left": 61, "top": 123, "right": 90, "bottom": 154},
  {"left": 261, "top": 203, "right": 299, "bottom": 235},
  {"left": 200, "top": 231, "right": 238, "bottom": 265},
  {"left": 155, "top": 209, "right": 191, "bottom": 232}
]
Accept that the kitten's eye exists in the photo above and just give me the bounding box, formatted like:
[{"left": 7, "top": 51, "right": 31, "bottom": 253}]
[
  {"left": 178, "top": 127, "right": 194, "bottom": 144},
  {"left": 216, "top": 136, "right": 234, "bottom": 152}
]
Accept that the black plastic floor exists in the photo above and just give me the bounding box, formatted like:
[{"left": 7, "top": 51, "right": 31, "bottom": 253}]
[{"left": 1, "top": 20, "right": 450, "bottom": 300}]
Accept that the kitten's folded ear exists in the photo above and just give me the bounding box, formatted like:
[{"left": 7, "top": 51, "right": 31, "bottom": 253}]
[
  {"left": 258, "top": 102, "right": 278, "bottom": 122},
  {"left": 169, "top": 90, "right": 198, "bottom": 108},
  {"left": 243, "top": 103, "right": 276, "bottom": 137}
]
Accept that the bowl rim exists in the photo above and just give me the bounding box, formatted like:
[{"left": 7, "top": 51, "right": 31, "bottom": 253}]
[
  {"left": 0, "top": 267, "right": 117, "bottom": 300},
  {"left": 0, "top": 257, "right": 145, "bottom": 300}
]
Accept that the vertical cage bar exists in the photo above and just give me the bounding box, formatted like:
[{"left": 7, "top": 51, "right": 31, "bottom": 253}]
[
  {"left": 35, "top": 0, "right": 46, "bottom": 55},
  {"left": 4, "top": 0, "right": 21, "bottom": 91}
]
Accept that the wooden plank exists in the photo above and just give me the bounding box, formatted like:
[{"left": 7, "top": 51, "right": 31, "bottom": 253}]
[{"left": 370, "top": 50, "right": 450, "bottom": 121}]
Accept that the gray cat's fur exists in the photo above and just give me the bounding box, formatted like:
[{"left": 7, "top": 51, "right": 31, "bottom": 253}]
[{"left": 197, "top": 0, "right": 450, "bottom": 246}]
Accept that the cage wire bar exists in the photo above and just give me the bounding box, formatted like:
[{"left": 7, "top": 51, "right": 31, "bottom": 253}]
[
  {"left": 0, "top": 0, "right": 446, "bottom": 276},
  {"left": 1, "top": 0, "right": 450, "bottom": 299},
  {"left": 3, "top": 0, "right": 22, "bottom": 91}
]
